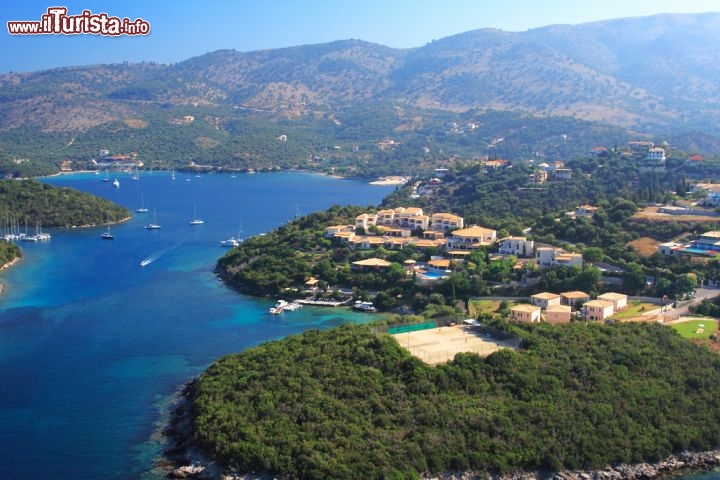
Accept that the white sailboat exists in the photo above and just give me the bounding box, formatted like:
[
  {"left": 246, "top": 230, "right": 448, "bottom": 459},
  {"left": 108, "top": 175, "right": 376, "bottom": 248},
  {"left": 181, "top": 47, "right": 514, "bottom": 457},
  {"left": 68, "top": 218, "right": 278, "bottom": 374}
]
[
  {"left": 144, "top": 208, "right": 161, "bottom": 229},
  {"left": 136, "top": 194, "right": 148, "bottom": 213},
  {"left": 131, "top": 166, "right": 140, "bottom": 181},
  {"left": 101, "top": 225, "right": 114, "bottom": 240},
  {"left": 189, "top": 205, "right": 204, "bottom": 225},
  {"left": 170, "top": 162, "right": 176, "bottom": 181},
  {"left": 112, "top": 178, "right": 120, "bottom": 188}
]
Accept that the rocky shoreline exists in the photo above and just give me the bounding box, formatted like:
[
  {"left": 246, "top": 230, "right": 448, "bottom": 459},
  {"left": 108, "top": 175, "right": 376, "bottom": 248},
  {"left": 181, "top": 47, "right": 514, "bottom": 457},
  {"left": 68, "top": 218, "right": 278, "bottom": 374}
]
[{"left": 161, "top": 381, "right": 720, "bottom": 480}]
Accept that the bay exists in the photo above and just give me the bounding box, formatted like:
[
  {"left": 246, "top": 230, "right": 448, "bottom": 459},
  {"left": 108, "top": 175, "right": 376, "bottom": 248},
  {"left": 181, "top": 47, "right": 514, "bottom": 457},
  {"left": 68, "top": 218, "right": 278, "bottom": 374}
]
[{"left": 0, "top": 171, "right": 393, "bottom": 480}]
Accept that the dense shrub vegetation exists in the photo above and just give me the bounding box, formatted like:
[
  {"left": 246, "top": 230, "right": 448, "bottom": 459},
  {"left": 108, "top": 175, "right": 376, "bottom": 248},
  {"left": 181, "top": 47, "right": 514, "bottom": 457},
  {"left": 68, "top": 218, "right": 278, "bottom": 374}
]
[
  {"left": 191, "top": 322, "right": 720, "bottom": 479},
  {"left": 0, "top": 179, "right": 130, "bottom": 228},
  {"left": 0, "top": 240, "right": 22, "bottom": 266}
]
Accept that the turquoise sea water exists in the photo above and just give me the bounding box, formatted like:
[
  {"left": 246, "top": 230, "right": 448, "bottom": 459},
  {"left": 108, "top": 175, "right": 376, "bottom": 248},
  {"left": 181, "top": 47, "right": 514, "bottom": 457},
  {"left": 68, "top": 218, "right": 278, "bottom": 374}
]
[{"left": 0, "top": 171, "right": 393, "bottom": 479}]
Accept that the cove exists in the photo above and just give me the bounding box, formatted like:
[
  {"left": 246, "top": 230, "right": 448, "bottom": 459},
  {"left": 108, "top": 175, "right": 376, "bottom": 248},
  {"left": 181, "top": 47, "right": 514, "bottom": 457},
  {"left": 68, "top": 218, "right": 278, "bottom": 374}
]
[{"left": 0, "top": 171, "right": 393, "bottom": 479}]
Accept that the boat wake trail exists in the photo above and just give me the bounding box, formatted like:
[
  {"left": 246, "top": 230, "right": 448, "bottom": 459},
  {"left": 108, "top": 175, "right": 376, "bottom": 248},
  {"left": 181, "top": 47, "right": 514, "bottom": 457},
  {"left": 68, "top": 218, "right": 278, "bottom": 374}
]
[
  {"left": 139, "top": 253, "right": 160, "bottom": 267},
  {"left": 139, "top": 242, "right": 184, "bottom": 267}
]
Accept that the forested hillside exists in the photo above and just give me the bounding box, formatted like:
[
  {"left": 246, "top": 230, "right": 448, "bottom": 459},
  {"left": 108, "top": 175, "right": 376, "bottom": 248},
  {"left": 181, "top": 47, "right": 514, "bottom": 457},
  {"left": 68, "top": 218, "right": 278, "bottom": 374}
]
[
  {"left": 4, "top": 13, "right": 720, "bottom": 176},
  {"left": 188, "top": 322, "right": 720, "bottom": 479},
  {"left": 0, "top": 179, "right": 130, "bottom": 228}
]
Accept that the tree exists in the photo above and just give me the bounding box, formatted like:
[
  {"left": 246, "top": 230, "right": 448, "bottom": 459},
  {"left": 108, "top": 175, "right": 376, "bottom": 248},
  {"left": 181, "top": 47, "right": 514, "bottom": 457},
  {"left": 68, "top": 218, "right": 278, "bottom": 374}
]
[
  {"left": 622, "top": 262, "right": 646, "bottom": 295},
  {"left": 675, "top": 273, "right": 698, "bottom": 299},
  {"left": 583, "top": 247, "right": 604, "bottom": 264}
]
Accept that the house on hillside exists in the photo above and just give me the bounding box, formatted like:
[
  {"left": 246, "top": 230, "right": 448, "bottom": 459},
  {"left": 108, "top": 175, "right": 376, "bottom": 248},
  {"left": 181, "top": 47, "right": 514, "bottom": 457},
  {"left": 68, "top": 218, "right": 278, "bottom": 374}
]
[
  {"left": 446, "top": 225, "right": 497, "bottom": 251},
  {"left": 583, "top": 300, "right": 615, "bottom": 321},
  {"left": 598, "top": 292, "right": 628, "bottom": 311},
  {"left": 561, "top": 291, "right": 591, "bottom": 309},
  {"left": 531, "top": 292, "right": 562, "bottom": 310},
  {"left": 498, "top": 236, "right": 534, "bottom": 257},
  {"left": 647, "top": 147, "right": 666, "bottom": 162},
  {"left": 545, "top": 305, "right": 572, "bottom": 324},
  {"left": 511, "top": 304, "right": 542, "bottom": 323},
  {"left": 535, "top": 247, "right": 583, "bottom": 269},
  {"left": 431, "top": 213, "right": 464, "bottom": 231},
  {"left": 351, "top": 258, "right": 391, "bottom": 271}
]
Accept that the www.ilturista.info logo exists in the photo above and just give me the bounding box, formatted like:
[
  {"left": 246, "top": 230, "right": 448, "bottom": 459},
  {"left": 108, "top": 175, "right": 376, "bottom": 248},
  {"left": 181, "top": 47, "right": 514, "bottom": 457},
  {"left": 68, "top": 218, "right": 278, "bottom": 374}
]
[{"left": 7, "top": 7, "right": 150, "bottom": 36}]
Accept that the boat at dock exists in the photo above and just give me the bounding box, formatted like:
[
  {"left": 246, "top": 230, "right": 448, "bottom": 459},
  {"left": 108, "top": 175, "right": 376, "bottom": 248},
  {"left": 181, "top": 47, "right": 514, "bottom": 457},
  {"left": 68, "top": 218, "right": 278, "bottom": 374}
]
[
  {"left": 269, "top": 300, "right": 302, "bottom": 314},
  {"left": 353, "top": 301, "right": 377, "bottom": 312}
]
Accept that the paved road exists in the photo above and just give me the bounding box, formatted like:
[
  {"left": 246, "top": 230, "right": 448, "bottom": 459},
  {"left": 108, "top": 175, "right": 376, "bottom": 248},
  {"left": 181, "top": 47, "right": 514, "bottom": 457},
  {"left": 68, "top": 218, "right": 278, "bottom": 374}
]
[{"left": 662, "top": 286, "right": 720, "bottom": 321}]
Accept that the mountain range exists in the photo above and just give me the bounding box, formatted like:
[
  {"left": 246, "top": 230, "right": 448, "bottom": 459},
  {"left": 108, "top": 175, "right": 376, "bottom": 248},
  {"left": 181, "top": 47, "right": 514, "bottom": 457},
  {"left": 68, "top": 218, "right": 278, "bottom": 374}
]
[{"left": 2, "top": 12, "right": 720, "bottom": 168}]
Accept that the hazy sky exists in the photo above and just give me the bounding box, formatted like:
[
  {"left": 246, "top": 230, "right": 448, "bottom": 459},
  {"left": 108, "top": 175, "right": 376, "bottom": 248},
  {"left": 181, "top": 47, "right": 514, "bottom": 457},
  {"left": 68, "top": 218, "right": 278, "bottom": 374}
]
[{"left": 2, "top": 0, "right": 720, "bottom": 73}]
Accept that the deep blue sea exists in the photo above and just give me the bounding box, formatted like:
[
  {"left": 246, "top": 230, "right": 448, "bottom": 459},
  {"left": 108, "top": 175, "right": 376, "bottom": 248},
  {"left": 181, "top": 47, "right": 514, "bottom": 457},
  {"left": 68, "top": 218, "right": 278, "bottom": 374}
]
[{"left": 0, "top": 171, "right": 394, "bottom": 479}]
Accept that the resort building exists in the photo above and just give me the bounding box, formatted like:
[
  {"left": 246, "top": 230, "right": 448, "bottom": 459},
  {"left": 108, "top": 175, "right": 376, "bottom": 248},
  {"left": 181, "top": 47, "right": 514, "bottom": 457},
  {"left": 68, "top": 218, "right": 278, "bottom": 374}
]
[
  {"left": 545, "top": 305, "right": 573, "bottom": 324},
  {"left": 351, "top": 258, "right": 391, "bottom": 270},
  {"left": 628, "top": 141, "right": 655, "bottom": 156},
  {"left": 427, "top": 258, "right": 452, "bottom": 273},
  {"left": 445, "top": 225, "right": 497, "bottom": 251},
  {"left": 325, "top": 225, "right": 355, "bottom": 237},
  {"left": 355, "top": 213, "right": 377, "bottom": 230},
  {"left": 583, "top": 300, "right": 615, "bottom": 321},
  {"left": 658, "top": 242, "right": 685, "bottom": 256},
  {"left": 431, "top": 213, "right": 465, "bottom": 231},
  {"left": 647, "top": 147, "right": 666, "bottom": 162},
  {"left": 535, "top": 247, "right": 583, "bottom": 269},
  {"left": 561, "top": 291, "right": 591, "bottom": 309},
  {"left": 688, "top": 231, "right": 720, "bottom": 255},
  {"left": 510, "top": 304, "right": 542, "bottom": 323},
  {"left": 597, "top": 292, "right": 628, "bottom": 311},
  {"left": 354, "top": 207, "right": 430, "bottom": 231},
  {"left": 497, "top": 236, "right": 535, "bottom": 257},
  {"left": 531, "top": 292, "right": 562, "bottom": 310}
]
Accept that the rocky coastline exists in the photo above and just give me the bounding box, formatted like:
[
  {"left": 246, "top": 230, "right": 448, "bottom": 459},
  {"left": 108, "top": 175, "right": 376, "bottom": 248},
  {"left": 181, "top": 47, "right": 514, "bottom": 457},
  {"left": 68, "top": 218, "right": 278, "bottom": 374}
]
[{"left": 161, "top": 381, "right": 720, "bottom": 480}]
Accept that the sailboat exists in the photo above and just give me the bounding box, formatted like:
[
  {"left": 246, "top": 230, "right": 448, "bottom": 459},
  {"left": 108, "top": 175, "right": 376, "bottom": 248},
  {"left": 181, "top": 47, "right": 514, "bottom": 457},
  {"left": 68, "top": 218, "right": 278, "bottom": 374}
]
[
  {"left": 190, "top": 204, "right": 204, "bottom": 225},
  {"left": 170, "top": 162, "right": 176, "bottom": 181},
  {"left": 101, "top": 225, "right": 114, "bottom": 240},
  {"left": 131, "top": 166, "right": 140, "bottom": 181},
  {"left": 102, "top": 169, "right": 110, "bottom": 182},
  {"left": 144, "top": 208, "right": 161, "bottom": 229},
  {"left": 136, "top": 194, "right": 148, "bottom": 213},
  {"left": 112, "top": 178, "right": 120, "bottom": 188}
]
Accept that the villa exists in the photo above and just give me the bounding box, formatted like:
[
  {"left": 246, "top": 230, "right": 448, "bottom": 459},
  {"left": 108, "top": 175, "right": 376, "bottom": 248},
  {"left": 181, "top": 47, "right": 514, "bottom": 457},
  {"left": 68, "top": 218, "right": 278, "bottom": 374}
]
[
  {"left": 510, "top": 304, "right": 542, "bottom": 323},
  {"left": 583, "top": 299, "right": 615, "bottom": 321},
  {"left": 535, "top": 247, "right": 583, "bottom": 268},
  {"left": 545, "top": 305, "right": 573, "bottom": 324},
  {"left": 497, "top": 236, "right": 534, "bottom": 257},
  {"left": 597, "top": 292, "right": 628, "bottom": 311},
  {"left": 445, "top": 225, "right": 497, "bottom": 251},
  {"left": 561, "top": 291, "right": 591, "bottom": 308},
  {"left": 431, "top": 212, "right": 465, "bottom": 231},
  {"left": 531, "top": 292, "right": 562, "bottom": 310}
]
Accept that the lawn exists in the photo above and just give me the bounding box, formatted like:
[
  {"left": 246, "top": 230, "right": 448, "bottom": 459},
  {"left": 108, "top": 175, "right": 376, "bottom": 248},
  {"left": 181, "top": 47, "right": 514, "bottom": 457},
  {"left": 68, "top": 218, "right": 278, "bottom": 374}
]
[
  {"left": 468, "top": 299, "right": 501, "bottom": 317},
  {"left": 609, "top": 302, "right": 659, "bottom": 320},
  {"left": 671, "top": 318, "right": 719, "bottom": 340}
]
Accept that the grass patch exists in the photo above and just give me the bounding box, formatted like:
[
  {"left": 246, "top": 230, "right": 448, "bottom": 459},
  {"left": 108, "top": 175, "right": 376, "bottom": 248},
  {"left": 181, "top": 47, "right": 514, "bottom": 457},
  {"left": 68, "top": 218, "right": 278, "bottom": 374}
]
[
  {"left": 671, "top": 318, "right": 718, "bottom": 340},
  {"left": 610, "top": 302, "right": 658, "bottom": 320},
  {"left": 468, "top": 299, "right": 501, "bottom": 317}
]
